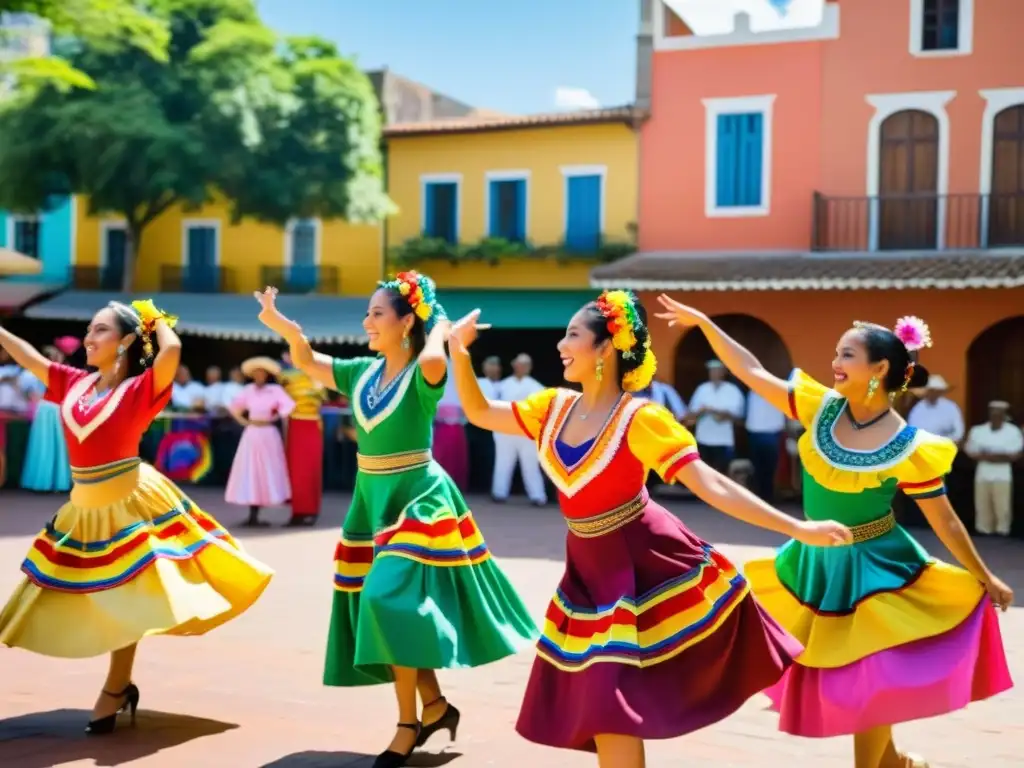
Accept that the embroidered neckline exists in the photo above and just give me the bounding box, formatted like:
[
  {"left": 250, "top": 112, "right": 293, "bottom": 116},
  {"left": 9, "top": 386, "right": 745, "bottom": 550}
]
[
  {"left": 813, "top": 394, "right": 917, "bottom": 469},
  {"left": 352, "top": 358, "right": 415, "bottom": 434},
  {"left": 554, "top": 393, "right": 625, "bottom": 471}
]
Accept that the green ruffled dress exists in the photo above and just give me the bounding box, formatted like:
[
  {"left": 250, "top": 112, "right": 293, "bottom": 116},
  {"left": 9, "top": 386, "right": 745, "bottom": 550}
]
[{"left": 324, "top": 357, "right": 537, "bottom": 686}]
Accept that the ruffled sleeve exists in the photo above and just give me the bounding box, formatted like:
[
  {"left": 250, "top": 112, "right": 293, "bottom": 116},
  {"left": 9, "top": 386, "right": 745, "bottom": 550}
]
[
  {"left": 43, "top": 363, "right": 90, "bottom": 405},
  {"left": 893, "top": 432, "right": 957, "bottom": 499},
  {"left": 122, "top": 367, "right": 173, "bottom": 422},
  {"left": 510, "top": 388, "right": 558, "bottom": 440},
  {"left": 626, "top": 402, "right": 700, "bottom": 483},
  {"left": 787, "top": 368, "right": 831, "bottom": 428},
  {"left": 331, "top": 356, "right": 373, "bottom": 397}
]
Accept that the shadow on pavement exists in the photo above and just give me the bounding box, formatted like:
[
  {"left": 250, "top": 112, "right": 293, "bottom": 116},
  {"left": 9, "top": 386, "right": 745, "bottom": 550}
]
[
  {"left": 261, "top": 750, "right": 462, "bottom": 767},
  {"left": 0, "top": 708, "right": 237, "bottom": 766}
]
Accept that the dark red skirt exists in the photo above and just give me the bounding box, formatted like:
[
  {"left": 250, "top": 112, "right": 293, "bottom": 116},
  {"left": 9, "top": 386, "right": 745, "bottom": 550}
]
[
  {"left": 287, "top": 418, "right": 323, "bottom": 517},
  {"left": 515, "top": 501, "right": 801, "bottom": 751}
]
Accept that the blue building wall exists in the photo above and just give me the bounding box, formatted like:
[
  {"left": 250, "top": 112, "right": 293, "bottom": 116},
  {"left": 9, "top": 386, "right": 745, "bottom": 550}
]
[{"left": 0, "top": 196, "right": 74, "bottom": 283}]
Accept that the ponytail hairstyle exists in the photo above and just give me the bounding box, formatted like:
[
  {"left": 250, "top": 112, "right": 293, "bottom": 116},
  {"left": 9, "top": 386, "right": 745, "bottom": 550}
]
[{"left": 584, "top": 290, "right": 657, "bottom": 392}]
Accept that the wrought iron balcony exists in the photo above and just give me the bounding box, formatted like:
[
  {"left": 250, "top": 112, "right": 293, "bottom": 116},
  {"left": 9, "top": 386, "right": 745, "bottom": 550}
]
[
  {"left": 159, "top": 265, "right": 235, "bottom": 294},
  {"left": 811, "top": 192, "right": 1024, "bottom": 252},
  {"left": 68, "top": 265, "right": 126, "bottom": 291},
  {"left": 259, "top": 265, "right": 340, "bottom": 294}
]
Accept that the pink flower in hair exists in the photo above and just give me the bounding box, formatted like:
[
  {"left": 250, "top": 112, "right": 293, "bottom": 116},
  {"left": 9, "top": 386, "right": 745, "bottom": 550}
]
[{"left": 893, "top": 316, "right": 932, "bottom": 352}]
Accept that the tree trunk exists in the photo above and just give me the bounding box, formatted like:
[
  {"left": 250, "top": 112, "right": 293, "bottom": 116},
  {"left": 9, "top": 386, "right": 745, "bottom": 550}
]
[{"left": 121, "top": 222, "right": 144, "bottom": 293}]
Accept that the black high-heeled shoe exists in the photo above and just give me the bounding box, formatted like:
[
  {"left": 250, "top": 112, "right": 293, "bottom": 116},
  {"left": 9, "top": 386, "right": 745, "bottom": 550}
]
[
  {"left": 372, "top": 721, "right": 421, "bottom": 768},
  {"left": 85, "top": 683, "right": 140, "bottom": 735},
  {"left": 415, "top": 696, "right": 460, "bottom": 747}
]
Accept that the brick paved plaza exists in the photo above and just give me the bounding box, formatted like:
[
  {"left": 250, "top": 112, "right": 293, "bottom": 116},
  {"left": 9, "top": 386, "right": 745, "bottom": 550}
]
[{"left": 0, "top": 489, "right": 1020, "bottom": 767}]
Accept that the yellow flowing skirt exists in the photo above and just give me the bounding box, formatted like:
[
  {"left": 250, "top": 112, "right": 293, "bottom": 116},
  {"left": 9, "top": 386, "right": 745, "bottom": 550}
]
[{"left": 0, "top": 459, "right": 273, "bottom": 658}]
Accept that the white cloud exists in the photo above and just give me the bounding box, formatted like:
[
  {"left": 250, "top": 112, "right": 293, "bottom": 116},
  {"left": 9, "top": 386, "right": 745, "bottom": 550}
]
[
  {"left": 554, "top": 87, "right": 600, "bottom": 111},
  {"left": 663, "top": 0, "right": 825, "bottom": 34}
]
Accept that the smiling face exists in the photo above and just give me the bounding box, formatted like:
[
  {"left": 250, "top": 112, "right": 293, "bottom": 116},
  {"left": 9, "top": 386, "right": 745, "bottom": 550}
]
[
  {"left": 557, "top": 307, "right": 612, "bottom": 385},
  {"left": 832, "top": 328, "right": 889, "bottom": 399},
  {"left": 363, "top": 288, "right": 413, "bottom": 353},
  {"left": 84, "top": 308, "right": 134, "bottom": 370}
]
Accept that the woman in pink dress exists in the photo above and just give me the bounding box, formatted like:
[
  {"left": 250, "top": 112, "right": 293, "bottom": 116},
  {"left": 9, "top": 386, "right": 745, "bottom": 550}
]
[{"left": 225, "top": 356, "right": 296, "bottom": 526}]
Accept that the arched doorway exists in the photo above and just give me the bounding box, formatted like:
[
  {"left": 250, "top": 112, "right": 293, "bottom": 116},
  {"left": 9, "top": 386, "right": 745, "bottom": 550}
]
[
  {"left": 878, "top": 110, "right": 939, "bottom": 250},
  {"left": 674, "top": 314, "right": 792, "bottom": 400},
  {"left": 988, "top": 105, "right": 1024, "bottom": 247}
]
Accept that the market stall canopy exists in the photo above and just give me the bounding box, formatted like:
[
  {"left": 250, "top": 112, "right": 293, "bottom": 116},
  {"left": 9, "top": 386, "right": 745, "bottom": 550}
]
[
  {"left": 0, "top": 247, "right": 43, "bottom": 276},
  {"left": 0, "top": 281, "right": 65, "bottom": 313},
  {"left": 25, "top": 289, "right": 596, "bottom": 341}
]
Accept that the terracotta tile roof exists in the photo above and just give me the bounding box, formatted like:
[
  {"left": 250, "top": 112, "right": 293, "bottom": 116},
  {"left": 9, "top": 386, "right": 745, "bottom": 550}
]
[
  {"left": 589, "top": 251, "right": 1024, "bottom": 291},
  {"left": 383, "top": 105, "right": 645, "bottom": 137}
]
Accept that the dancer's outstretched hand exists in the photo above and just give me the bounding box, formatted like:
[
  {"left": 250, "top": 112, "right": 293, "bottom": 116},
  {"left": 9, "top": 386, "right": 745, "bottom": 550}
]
[
  {"left": 793, "top": 519, "right": 854, "bottom": 547},
  {"left": 653, "top": 294, "right": 709, "bottom": 329},
  {"left": 983, "top": 574, "right": 1014, "bottom": 612},
  {"left": 449, "top": 309, "right": 490, "bottom": 350},
  {"left": 253, "top": 286, "right": 300, "bottom": 336}
]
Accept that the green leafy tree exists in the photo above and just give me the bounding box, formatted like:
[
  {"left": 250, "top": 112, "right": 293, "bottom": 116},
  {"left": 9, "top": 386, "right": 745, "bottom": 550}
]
[
  {"left": 0, "top": 0, "right": 391, "bottom": 291},
  {"left": 0, "top": 0, "right": 169, "bottom": 90}
]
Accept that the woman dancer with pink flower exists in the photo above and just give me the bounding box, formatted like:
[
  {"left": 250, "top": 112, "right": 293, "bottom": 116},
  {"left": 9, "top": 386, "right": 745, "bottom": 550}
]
[{"left": 655, "top": 298, "right": 1014, "bottom": 768}]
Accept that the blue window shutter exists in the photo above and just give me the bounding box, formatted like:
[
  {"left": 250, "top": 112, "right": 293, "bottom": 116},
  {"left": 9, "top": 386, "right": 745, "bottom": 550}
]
[
  {"left": 447, "top": 183, "right": 458, "bottom": 242},
  {"left": 565, "top": 175, "right": 601, "bottom": 252},
  {"left": 514, "top": 180, "right": 526, "bottom": 241},
  {"left": 424, "top": 183, "right": 436, "bottom": 237},
  {"left": 716, "top": 114, "right": 738, "bottom": 207},
  {"left": 740, "top": 113, "right": 763, "bottom": 206},
  {"left": 488, "top": 180, "right": 500, "bottom": 236}
]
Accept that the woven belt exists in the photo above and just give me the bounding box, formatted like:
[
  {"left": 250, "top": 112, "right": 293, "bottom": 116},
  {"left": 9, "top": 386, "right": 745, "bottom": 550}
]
[
  {"left": 357, "top": 450, "right": 432, "bottom": 475},
  {"left": 566, "top": 492, "right": 648, "bottom": 538},
  {"left": 249, "top": 420, "right": 275, "bottom": 427},
  {"left": 849, "top": 512, "right": 896, "bottom": 544},
  {"left": 289, "top": 413, "right": 322, "bottom": 421},
  {"left": 70, "top": 457, "right": 141, "bottom": 484}
]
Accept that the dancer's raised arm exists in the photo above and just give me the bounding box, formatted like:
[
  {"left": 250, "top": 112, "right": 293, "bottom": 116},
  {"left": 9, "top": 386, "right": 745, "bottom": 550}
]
[
  {"left": 0, "top": 323, "right": 52, "bottom": 385},
  {"left": 448, "top": 309, "right": 521, "bottom": 436},
  {"left": 253, "top": 287, "right": 335, "bottom": 390},
  {"left": 655, "top": 294, "right": 790, "bottom": 414}
]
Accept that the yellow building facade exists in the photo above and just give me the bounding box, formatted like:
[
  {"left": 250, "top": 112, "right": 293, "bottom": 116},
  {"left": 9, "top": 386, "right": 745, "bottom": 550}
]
[
  {"left": 384, "top": 108, "right": 640, "bottom": 289},
  {"left": 73, "top": 196, "right": 383, "bottom": 296}
]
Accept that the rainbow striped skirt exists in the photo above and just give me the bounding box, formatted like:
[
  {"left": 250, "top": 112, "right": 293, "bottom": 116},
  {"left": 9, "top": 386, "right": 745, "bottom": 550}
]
[{"left": 0, "top": 458, "right": 273, "bottom": 658}]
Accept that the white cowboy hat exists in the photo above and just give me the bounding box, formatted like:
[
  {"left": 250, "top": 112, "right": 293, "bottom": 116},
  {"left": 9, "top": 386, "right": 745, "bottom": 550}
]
[
  {"left": 923, "top": 374, "right": 950, "bottom": 391},
  {"left": 241, "top": 356, "right": 282, "bottom": 378}
]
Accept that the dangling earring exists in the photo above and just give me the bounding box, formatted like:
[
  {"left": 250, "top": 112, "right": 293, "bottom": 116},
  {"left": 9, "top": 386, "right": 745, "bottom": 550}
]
[
  {"left": 401, "top": 330, "right": 410, "bottom": 350},
  {"left": 115, "top": 344, "right": 125, "bottom": 375},
  {"left": 595, "top": 358, "right": 604, "bottom": 383},
  {"left": 866, "top": 376, "right": 879, "bottom": 401}
]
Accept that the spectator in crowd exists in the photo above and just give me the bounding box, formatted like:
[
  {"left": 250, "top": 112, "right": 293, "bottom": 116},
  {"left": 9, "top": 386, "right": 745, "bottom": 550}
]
[
  {"left": 637, "top": 377, "right": 688, "bottom": 420},
  {"left": 434, "top": 360, "right": 469, "bottom": 490},
  {"left": 687, "top": 359, "right": 744, "bottom": 474},
  {"left": 171, "top": 364, "right": 206, "bottom": 411},
  {"left": 468, "top": 355, "right": 502, "bottom": 493},
  {"left": 907, "top": 374, "right": 964, "bottom": 443},
  {"left": 494, "top": 353, "right": 547, "bottom": 505},
  {"left": 745, "top": 387, "right": 787, "bottom": 502},
  {"left": 202, "top": 365, "right": 228, "bottom": 415},
  {"left": 0, "top": 347, "right": 28, "bottom": 413},
  {"left": 221, "top": 366, "right": 246, "bottom": 405},
  {"left": 964, "top": 401, "right": 1023, "bottom": 537}
]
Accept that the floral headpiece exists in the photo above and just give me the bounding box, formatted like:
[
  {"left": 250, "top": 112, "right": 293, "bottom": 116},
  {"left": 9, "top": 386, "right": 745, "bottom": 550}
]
[
  {"left": 130, "top": 299, "right": 178, "bottom": 364},
  {"left": 379, "top": 270, "right": 447, "bottom": 332},
  {"left": 594, "top": 290, "right": 657, "bottom": 392},
  {"left": 893, "top": 315, "right": 932, "bottom": 391}
]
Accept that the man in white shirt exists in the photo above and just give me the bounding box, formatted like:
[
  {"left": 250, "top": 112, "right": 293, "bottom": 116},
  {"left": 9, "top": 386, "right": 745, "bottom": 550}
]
[
  {"left": 639, "top": 379, "right": 687, "bottom": 420},
  {"left": 907, "top": 374, "right": 964, "bottom": 442},
  {"left": 745, "top": 389, "right": 787, "bottom": 501},
  {"left": 171, "top": 365, "right": 207, "bottom": 411},
  {"left": 469, "top": 356, "right": 503, "bottom": 493},
  {"left": 964, "top": 401, "right": 1023, "bottom": 536},
  {"left": 0, "top": 348, "right": 28, "bottom": 413},
  {"left": 687, "top": 360, "right": 744, "bottom": 474},
  {"left": 202, "top": 366, "right": 229, "bottom": 415},
  {"left": 494, "top": 353, "right": 547, "bottom": 505}
]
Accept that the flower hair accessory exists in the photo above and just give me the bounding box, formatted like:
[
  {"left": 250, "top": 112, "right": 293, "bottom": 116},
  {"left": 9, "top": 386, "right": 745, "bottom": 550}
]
[
  {"left": 893, "top": 316, "right": 932, "bottom": 352},
  {"left": 130, "top": 299, "right": 178, "bottom": 363},
  {"left": 380, "top": 270, "right": 447, "bottom": 332},
  {"left": 594, "top": 290, "right": 658, "bottom": 392}
]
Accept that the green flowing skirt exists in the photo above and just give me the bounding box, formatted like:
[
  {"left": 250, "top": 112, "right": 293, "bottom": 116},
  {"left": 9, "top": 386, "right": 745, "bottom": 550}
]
[{"left": 324, "top": 461, "right": 538, "bottom": 686}]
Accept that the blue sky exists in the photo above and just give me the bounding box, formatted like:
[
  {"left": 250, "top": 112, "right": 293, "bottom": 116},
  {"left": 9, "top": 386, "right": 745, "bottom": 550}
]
[{"left": 256, "top": 0, "right": 824, "bottom": 115}]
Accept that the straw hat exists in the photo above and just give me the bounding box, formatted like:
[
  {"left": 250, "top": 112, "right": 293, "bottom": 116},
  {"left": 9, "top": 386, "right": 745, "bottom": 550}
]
[
  {"left": 923, "top": 374, "right": 950, "bottom": 391},
  {"left": 241, "top": 356, "right": 282, "bottom": 378}
]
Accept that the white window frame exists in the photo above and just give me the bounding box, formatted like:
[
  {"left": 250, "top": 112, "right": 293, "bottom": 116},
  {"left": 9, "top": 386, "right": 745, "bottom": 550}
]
[
  {"left": 99, "top": 220, "right": 127, "bottom": 267},
  {"left": 483, "top": 170, "right": 531, "bottom": 240},
  {"left": 978, "top": 88, "right": 1024, "bottom": 248},
  {"left": 283, "top": 217, "right": 322, "bottom": 266},
  {"left": 702, "top": 94, "right": 775, "bottom": 218},
  {"left": 419, "top": 173, "right": 462, "bottom": 241},
  {"left": 909, "top": 0, "right": 973, "bottom": 58},
  {"left": 559, "top": 164, "right": 608, "bottom": 239},
  {"left": 180, "top": 218, "right": 222, "bottom": 266},
  {"left": 864, "top": 90, "right": 954, "bottom": 251},
  {"left": 7, "top": 213, "right": 41, "bottom": 258}
]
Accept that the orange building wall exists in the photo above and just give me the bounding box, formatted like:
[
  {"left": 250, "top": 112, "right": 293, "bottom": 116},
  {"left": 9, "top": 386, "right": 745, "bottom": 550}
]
[
  {"left": 820, "top": 0, "right": 1024, "bottom": 197},
  {"left": 640, "top": 42, "right": 824, "bottom": 252},
  {"left": 638, "top": 287, "right": 1024, "bottom": 418}
]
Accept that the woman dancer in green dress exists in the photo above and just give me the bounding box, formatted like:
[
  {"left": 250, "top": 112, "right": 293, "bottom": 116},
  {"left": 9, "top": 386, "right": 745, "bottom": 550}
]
[{"left": 254, "top": 272, "right": 536, "bottom": 768}]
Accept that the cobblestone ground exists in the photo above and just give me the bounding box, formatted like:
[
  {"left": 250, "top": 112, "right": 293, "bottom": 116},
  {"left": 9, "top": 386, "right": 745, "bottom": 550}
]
[{"left": 0, "top": 488, "right": 1021, "bottom": 767}]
